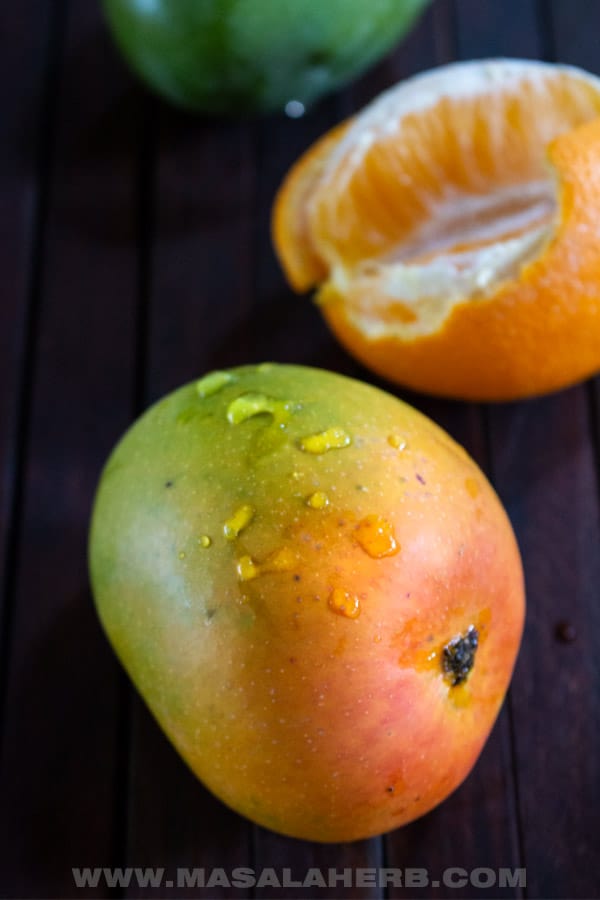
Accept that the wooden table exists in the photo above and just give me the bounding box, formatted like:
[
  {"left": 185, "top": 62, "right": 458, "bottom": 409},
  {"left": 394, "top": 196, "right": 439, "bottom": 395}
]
[{"left": 1, "top": 2, "right": 599, "bottom": 898}]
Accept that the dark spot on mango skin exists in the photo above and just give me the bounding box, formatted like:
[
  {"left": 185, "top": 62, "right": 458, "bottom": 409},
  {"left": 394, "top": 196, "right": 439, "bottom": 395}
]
[
  {"left": 442, "top": 626, "right": 479, "bottom": 686},
  {"left": 165, "top": 480, "right": 174, "bottom": 488}
]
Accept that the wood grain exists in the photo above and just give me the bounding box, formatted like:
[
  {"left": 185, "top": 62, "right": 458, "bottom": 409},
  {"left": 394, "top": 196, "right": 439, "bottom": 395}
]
[
  {"left": 0, "top": 1, "right": 140, "bottom": 895},
  {"left": 489, "top": 391, "right": 600, "bottom": 900},
  {"left": 0, "top": 0, "right": 56, "bottom": 723}
]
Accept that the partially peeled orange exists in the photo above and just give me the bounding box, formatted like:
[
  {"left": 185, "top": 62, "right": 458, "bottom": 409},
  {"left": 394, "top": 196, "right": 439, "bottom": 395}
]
[{"left": 273, "top": 60, "right": 600, "bottom": 400}]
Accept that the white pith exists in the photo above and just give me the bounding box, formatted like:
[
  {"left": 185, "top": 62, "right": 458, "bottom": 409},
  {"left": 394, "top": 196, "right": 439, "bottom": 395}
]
[
  {"left": 329, "top": 224, "right": 551, "bottom": 338},
  {"left": 311, "top": 59, "right": 600, "bottom": 338}
]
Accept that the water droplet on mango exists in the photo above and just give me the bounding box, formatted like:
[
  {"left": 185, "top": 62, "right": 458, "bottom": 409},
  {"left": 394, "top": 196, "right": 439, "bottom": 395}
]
[
  {"left": 178, "top": 551, "right": 186, "bottom": 560},
  {"left": 237, "top": 555, "right": 259, "bottom": 582},
  {"left": 235, "top": 546, "right": 298, "bottom": 582},
  {"left": 224, "top": 504, "right": 255, "bottom": 540},
  {"left": 306, "top": 491, "right": 329, "bottom": 509},
  {"left": 196, "top": 370, "right": 235, "bottom": 398},
  {"left": 227, "top": 393, "right": 297, "bottom": 427},
  {"left": 388, "top": 434, "right": 408, "bottom": 450},
  {"left": 299, "top": 427, "right": 351, "bottom": 454},
  {"left": 198, "top": 535, "right": 212, "bottom": 548},
  {"left": 329, "top": 587, "right": 361, "bottom": 619},
  {"left": 355, "top": 515, "right": 399, "bottom": 558}
]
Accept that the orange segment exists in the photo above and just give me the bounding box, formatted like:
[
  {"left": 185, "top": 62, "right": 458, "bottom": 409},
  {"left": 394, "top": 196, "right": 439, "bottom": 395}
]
[{"left": 272, "top": 59, "right": 600, "bottom": 400}]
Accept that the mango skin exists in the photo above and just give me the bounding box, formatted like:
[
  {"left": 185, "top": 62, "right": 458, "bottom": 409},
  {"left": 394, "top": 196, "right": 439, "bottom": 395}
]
[
  {"left": 89, "top": 364, "right": 524, "bottom": 842},
  {"left": 103, "top": 0, "right": 431, "bottom": 115}
]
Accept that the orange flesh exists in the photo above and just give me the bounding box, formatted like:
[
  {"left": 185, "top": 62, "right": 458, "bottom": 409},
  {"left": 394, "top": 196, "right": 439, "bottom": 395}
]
[
  {"left": 388, "top": 189, "right": 555, "bottom": 265},
  {"left": 275, "top": 65, "right": 600, "bottom": 287},
  {"left": 308, "top": 74, "right": 600, "bottom": 272}
]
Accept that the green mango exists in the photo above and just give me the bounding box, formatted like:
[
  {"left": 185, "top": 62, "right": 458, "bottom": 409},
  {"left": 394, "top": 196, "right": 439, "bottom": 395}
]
[{"left": 103, "top": 0, "right": 431, "bottom": 115}]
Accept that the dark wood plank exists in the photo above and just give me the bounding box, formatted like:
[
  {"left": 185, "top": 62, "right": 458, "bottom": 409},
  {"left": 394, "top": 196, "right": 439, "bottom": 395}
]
[
  {"left": 248, "top": 98, "right": 345, "bottom": 372},
  {"left": 253, "top": 829, "right": 384, "bottom": 900},
  {"left": 483, "top": 2, "right": 600, "bottom": 898},
  {"left": 0, "top": 0, "right": 54, "bottom": 713},
  {"left": 124, "top": 105, "right": 256, "bottom": 899},
  {"left": 455, "top": 0, "right": 542, "bottom": 59},
  {"left": 143, "top": 109, "right": 257, "bottom": 402},
  {"left": 0, "top": 1, "right": 140, "bottom": 895},
  {"left": 351, "top": 2, "right": 440, "bottom": 106},
  {"left": 489, "top": 390, "right": 600, "bottom": 900},
  {"left": 548, "top": 0, "right": 599, "bottom": 68}
]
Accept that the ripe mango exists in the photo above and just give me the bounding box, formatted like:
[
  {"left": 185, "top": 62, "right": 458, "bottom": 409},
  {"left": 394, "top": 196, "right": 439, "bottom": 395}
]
[{"left": 89, "top": 364, "right": 524, "bottom": 841}]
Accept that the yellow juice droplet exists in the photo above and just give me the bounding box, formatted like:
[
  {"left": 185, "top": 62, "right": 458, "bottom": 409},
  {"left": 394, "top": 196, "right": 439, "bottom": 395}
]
[
  {"left": 299, "top": 427, "right": 351, "bottom": 454},
  {"left": 387, "top": 434, "right": 407, "bottom": 451},
  {"left": 236, "top": 555, "right": 259, "bottom": 581},
  {"left": 355, "top": 515, "right": 399, "bottom": 558},
  {"left": 224, "top": 504, "right": 255, "bottom": 540},
  {"left": 328, "top": 587, "right": 361, "bottom": 619},
  {"left": 178, "top": 551, "right": 186, "bottom": 560},
  {"left": 196, "top": 370, "right": 235, "bottom": 398},
  {"left": 199, "top": 535, "right": 212, "bottom": 548},
  {"left": 306, "top": 491, "right": 329, "bottom": 509},
  {"left": 465, "top": 477, "right": 480, "bottom": 498},
  {"left": 235, "top": 547, "right": 297, "bottom": 582},
  {"left": 227, "top": 393, "right": 297, "bottom": 427}
]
